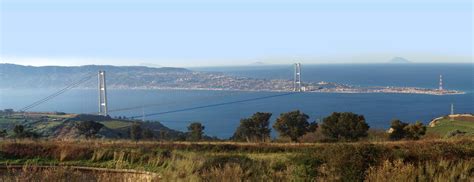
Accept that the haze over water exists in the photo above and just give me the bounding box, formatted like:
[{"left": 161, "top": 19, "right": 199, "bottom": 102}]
[{"left": 1, "top": 63, "right": 472, "bottom": 138}]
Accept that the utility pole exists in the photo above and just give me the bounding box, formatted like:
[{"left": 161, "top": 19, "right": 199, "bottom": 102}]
[
  {"left": 98, "top": 71, "right": 108, "bottom": 116},
  {"left": 294, "top": 63, "right": 302, "bottom": 92}
]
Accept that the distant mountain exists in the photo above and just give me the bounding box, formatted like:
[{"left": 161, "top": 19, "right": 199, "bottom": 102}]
[
  {"left": 138, "top": 63, "right": 162, "bottom": 68},
  {"left": 389, "top": 57, "right": 412, "bottom": 64},
  {"left": 0, "top": 63, "right": 191, "bottom": 89},
  {"left": 249, "top": 61, "right": 266, "bottom": 65},
  {"left": 0, "top": 63, "right": 297, "bottom": 91}
]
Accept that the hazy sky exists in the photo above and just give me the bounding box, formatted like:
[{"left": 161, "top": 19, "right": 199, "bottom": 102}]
[{"left": 0, "top": 0, "right": 472, "bottom": 67}]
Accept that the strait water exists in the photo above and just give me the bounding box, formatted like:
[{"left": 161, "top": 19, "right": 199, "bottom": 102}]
[{"left": 1, "top": 64, "right": 473, "bottom": 138}]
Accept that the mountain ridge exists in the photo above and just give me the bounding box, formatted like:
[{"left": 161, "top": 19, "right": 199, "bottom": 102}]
[{"left": 0, "top": 63, "right": 297, "bottom": 91}]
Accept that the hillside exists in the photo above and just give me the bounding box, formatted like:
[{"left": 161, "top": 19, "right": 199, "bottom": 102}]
[
  {"left": 0, "top": 112, "right": 190, "bottom": 140},
  {"left": 428, "top": 114, "right": 474, "bottom": 137},
  {"left": 0, "top": 63, "right": 296, "bottom": 91}
]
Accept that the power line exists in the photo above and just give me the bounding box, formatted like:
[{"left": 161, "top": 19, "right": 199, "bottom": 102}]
[{"left": 129, "top": 92, "right": 298, "bottom": 119}]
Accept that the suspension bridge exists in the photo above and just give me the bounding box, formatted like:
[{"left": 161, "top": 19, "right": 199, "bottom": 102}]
[{"left": 18, "top": 63, "right": 305, "bottom": 119}]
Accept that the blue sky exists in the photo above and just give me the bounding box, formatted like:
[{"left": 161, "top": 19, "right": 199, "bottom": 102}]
[{"left": 0, "top": 0, "right": 472, "bottom": 67}]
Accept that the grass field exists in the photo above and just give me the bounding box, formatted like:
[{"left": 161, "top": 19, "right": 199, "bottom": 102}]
[
  {"left": 0, "top": 112, "right": 473, "bottom": 180},
  {"left": 0, "top": 139, "right": 473, "bottom": 181},
  {"left": 100, "top": 120, "right": 134, "bottom": 129},
  {"left": 428, "top": 119, "right": 474, "bottom": 137}
]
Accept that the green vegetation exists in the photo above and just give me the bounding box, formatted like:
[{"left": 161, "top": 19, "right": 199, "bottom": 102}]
[
  {"left": 130, "top": 122, "right": 143, "bottom": 142},
  {"left": 0, "top": 130, "right": 6, "bottom": 139},
  {"left": 428, "top": 119, "right": 474, "bottom": 137},
  {"left": 389, "top": 120, "right": 426, "bottom": 140},
  {"left": 100, "top": 120, "right": 133, "bottom": 129},
  {"left": 232, "top": 112, "right": 272, "bottom": 142},
  {"left": 143, "top": 128, "right": 155, "bottom": 140},
  {"left": 320, "top": 112, "right": 369, "bottom": 141},
  {"left": 13, "top": 125, "right": 39, "bottom": 139},
  {"left": 0, "top": 110, "right": 472, "bottom": 180},
  {"left": 0, "top": 111, "right": 187, "bottom": 140},
  {"left": 0, "top": 139, "right": 472, "bottom": 181},
  {"left": 273, "top": 110, "right": 317, "bottom": 142},
  {"left": 76, "top": 121, "right": 104, "bottom": 139},
  {"left": 187, "top": 122, "right": 205, "bottom": 141}
]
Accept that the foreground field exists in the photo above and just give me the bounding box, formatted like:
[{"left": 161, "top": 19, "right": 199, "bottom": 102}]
[{"left": 0, "top": 139, "right": 473, "bottom": 181}]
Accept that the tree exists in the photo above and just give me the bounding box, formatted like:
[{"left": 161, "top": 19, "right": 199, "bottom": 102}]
[
  {"left": 0, "top": 129, "right": 7, "bottom": 139},
  {"left": 232, "top": 112, "right": 272, "bottom": 142},
  {"left": 159, "top": 129, "right": 168, "bottom": 141},
  {"left": 13, "top": 124, "right": 39, "bottom": 139},
  {"left": 389, "top": 120, "right": 426, "bottom": 140},
  {"left": 320, "top": 112, "right": 369, "bottom": 141},
  {"left": 187, "top": 122, "right": 204, "bottom": 141},
  {"left": 307, "top": 121, "right": 319, "bottom": 133},
  {"left": 143, "top": 128, "right": 155, "bottom": 140},
  {"left": 130, "top": 122, "right": 143, "bottom": 142},
  {"left": 273, "top": 110, "right": 311, "bottom": 142},
  {"left": 13, "top": 125, "right": 24, "bottom": 136},
  {"left": 76, "top": 120, "right": 104, "bottom": 139},
  {"left": 404, "top": 121, "right": 426, "bottom": 140},
  {"left": 388, "top": 119, "right": 408, "bottom": 140}
]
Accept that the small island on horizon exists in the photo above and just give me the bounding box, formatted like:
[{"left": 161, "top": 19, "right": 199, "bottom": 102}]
[{"left": 389, "top": 57, "right": 412, "bottom": 64}]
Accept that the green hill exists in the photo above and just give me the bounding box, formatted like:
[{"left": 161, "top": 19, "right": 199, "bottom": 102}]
[
  {"left": 427, "top": 114, "right": 474, "bottom": 137},
  {"left": 0, "top": 112, "right": 186, "bottom": 140}
]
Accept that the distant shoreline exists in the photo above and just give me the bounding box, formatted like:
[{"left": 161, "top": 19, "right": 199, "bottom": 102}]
[{"left": 3, "top": 86, "right": 464, "bottom": 96}]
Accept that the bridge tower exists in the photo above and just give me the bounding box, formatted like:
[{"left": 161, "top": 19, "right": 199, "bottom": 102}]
[
  {"left": 439, "top": 75, "right": 443, "bottom": 91},
  {"left": 98, "top": 71, "right": 108, "bottom": 116},
  {"left": 294, "top": 63, "right": 302, "bottom": 92}
]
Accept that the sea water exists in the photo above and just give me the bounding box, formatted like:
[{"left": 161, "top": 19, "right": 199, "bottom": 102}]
[{"left": 1, "top": 64, "right": 473, "bottom": 138}]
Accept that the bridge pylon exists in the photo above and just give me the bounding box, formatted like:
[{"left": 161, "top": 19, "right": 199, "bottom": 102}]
[
  {"left": 98, "top": 71, "right": 108, "bottom": 116},
  {"left": 294, "top": 63, "right": 302, "bottom": 92}
]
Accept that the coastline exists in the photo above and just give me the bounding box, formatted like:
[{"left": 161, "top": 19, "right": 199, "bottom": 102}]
[{"left": 38, "top": 86, "right": 466, "bottom": 96}]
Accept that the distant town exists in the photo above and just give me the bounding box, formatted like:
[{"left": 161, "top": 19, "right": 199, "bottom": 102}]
[{"left": 0, "top": 63, "right": 465, "bottom": 95}]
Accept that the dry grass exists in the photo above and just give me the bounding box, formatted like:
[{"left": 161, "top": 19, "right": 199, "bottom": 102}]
[
  {"left": 0, "top": 165, "right": 159, "bottom": 182},
  {"left": 0, "top": 138, "right": 473, "bottom": 181}
]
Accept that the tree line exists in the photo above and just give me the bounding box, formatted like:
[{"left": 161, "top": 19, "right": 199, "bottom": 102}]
[
  {"left": 185, "top": 110, "right": 427, "bottom": 143},
  {"left": 0, "top": 110, "right": 426, "bottom": 142}
]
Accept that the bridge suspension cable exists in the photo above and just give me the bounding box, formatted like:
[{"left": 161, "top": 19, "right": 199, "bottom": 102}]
[
  {"left": 19, "top": 73, "right": 96, "bottom": 112},
  {"left": 108, "top": 91, "right": 245, "bottom": 113},
  {"left": 129, "top": 92, "right": 299, "bottom": 119}
]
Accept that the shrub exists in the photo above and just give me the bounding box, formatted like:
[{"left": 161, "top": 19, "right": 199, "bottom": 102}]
[
  {"left": 366, "top": 159, "right": 474, "bottom": 182},
  {"left": 320, "top": 112, "right": 369, "bottom": 141},
  {"left": 388, "top": 120, "right": 408, "bottom": 140},
  {"left": 291, "top": 154, "right": 323, "bottom": 179},
  {"left": 389, "top": 120, "right": 426, "bottom": 140},
  {"left": 76, "top": 121, "right": 104, "bottom": 139},
  {"left": 130, "top": 122, "right": 143, "bottom": 142},
  {"left": 445, "top": 130, "right": 467, "bottom": 138},
  {"left": 198, "top": 155, "right": 257, "bottom": 179},
  {"left": 323, "top": 144, "right": 384, "bottom": 181},
  {"left": 404, "top": 121, "right": 426, "bottom": 140}
]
